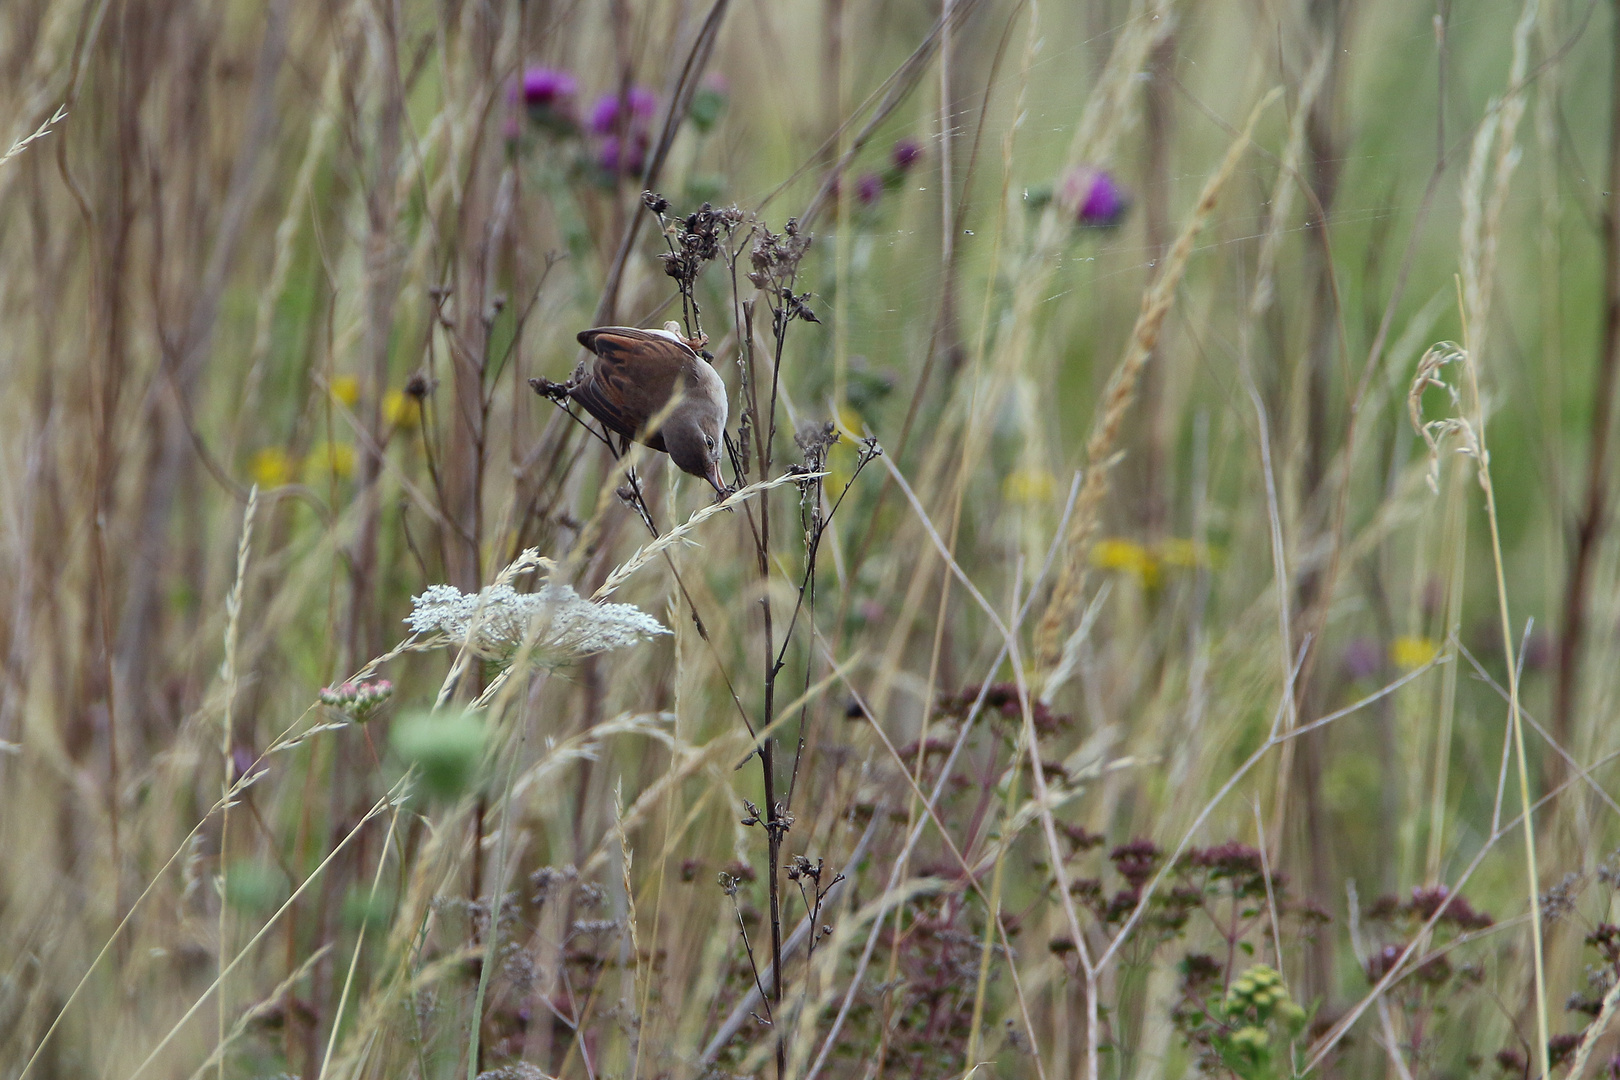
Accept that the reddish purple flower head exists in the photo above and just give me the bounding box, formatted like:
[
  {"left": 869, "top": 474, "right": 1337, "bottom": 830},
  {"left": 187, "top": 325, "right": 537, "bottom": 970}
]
[
  {"left": 589, "top": 87, "right": 659, "bottom": 136},
  {"left": 521, "top": 67, "right": 577, "bottom": 106},
  {"left": 1062, "top": 165, "right": 1128, "bottom": 227},
  {"left": 855, "top": 171, "right": 883, "bottom": 206},
  {"left": 892, "top": 138, "right": 923, "bottom": 173},
  {"left": 598, "top": 134, "right": 649, "bottom": 176}
]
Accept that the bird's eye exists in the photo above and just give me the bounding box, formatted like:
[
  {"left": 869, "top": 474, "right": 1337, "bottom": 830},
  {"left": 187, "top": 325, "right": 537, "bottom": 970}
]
[{"left": 705, "top": 436, "right": 715, "bottom": 450}]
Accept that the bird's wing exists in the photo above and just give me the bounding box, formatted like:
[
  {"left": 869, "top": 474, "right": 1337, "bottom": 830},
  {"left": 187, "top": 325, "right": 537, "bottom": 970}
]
[{"left": 572, "top": 327, "right": 696, "bottom": 449}]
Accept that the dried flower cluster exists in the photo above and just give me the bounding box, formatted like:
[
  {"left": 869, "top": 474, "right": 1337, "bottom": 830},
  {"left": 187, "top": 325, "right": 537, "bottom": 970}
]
[
  {"left": 749, "top": 220, "right": 819, "bottom": 332},
  {"left": 652, "top": 197, "right": 743, "bottom": 289}
]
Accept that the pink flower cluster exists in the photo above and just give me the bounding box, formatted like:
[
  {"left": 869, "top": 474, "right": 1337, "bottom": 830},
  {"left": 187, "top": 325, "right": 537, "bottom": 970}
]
[
  {"left": 511, "top": 65, "right": 724, "bottom": 181},
  {"left": 319, "top": 678, "right": 393, "bottom": 719}
]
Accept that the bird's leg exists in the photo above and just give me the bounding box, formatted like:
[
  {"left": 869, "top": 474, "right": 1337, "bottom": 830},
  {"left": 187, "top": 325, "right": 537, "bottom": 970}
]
[
  {"left": 527, "top": 382, "right": 619, "bottom": 454},
  {"left": 617, "top": 464, "right": 660, "bottom": 536}
]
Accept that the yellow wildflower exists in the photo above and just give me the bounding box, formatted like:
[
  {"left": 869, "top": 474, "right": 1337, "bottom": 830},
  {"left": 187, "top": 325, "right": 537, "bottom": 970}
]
[
  {"left": 1091, "top": 538, "right": 1160, "bottom": 588},
  {"left": 385, "top": 388, "right": 421, "bottom": 428},
  {"left": 1002, "top": 467, "right": 1055, "bottom": 504},
  {"left": 250, "top": 447, "right": 296, "bottom": 488},
  {"left": 305, "top": 440, "right": 356, "bottom": 482},
  {"left": 330, "top": 374, "right": 361, "bottom": 408},
  {"left": 1156, "top": 538, "right": 1211, "bottom": 569},
  {"left": 1390, "top": 635, "right": 1439, "bottom": 671}
]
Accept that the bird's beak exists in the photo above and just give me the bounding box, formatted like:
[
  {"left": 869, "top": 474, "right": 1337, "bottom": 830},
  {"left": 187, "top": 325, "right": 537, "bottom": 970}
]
[{"left": 705, "top": 463, "right": 728, "bottom": 497}]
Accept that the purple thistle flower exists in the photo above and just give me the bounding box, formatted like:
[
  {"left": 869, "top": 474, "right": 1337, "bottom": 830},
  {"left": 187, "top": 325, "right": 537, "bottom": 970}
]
[
  {"left": 597, "top": 134, "right": 649, "bottom": 176},
  {"left": 892, "top": 138, "right": 923, "bottom": 173},
  {"left": 516, "top": 67, "right": 579, "bottom": 137},
  {"left": 521, "top": 67, "right": 576, "bottom": 106},
  {"left": 1062, "top": 165, "right": 1128, "bottom": 227},
  {"left": 589, "top": 87, "right": 659, "bottom": 136},
  {"left": 628, "top": 86, "right": 658, "bottom": 117},
  {"left": 588, "top": 95, "right": 620, "bottom": 136},
  {"left": 855, "top": 171, "right": 883, "bottom": 205}
]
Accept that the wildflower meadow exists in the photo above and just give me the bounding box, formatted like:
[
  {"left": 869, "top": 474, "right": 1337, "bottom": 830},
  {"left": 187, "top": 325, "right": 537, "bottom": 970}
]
[{"left": 1, "top": 1, "right": 1618, "bottom": 1078}]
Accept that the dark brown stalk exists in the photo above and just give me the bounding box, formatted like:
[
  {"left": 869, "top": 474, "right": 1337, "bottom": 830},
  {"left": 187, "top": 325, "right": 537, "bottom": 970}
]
[
  {"left": 730, "top": 225, "right": 814, "bottom": 1078},
  {"left": 823, "top": 0, "right": 844, "bottom": 170},
  {"left": 1136, "top": 31, "right": 1175, "bottom": 538},
  {"left": 348, "top": 2, "right": 405, "bottom": 664},
  {"left": 755, "top": 311, "right": 786, "bottom": 1080},
  {"left": 83, "top": 17, "right": 133, "bottom": 918},
  {"left": 1553, "top": 1, "right": 1620, "bottom": 789},
  {"left": 1286, "top": 0, "right": 1346, "bottom": 1005},
  {"left": 441, "top": 109, "right": 506, "bottom": 596}
]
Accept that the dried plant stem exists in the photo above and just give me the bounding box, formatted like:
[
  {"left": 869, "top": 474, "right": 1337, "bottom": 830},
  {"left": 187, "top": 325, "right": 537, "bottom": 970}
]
[
  {"left": 831, "top": 0, "right": 852, "bottom": 409},
  {"left": 1477, "top": 387, "right": 1551, "bottom": 1080},
  {"left": 1423, "top": 457, "right": 1469, "bottom": 883},
  {"left": 698, "top": 818, "right": 878, "bottom": 1066},
  {"left": 617, "top": 790, "right": 643, "bottom": 1080},
  {"left": 1554, "top": 0, "right": 1620, "bottom": 783},
  {"left": 316, "top": 807, "right": 401, "bottom": 1080},
  {"left": 1034, "top": 87, "right": 1280, "bottom": 675},
  {"left": 1409, "top": 336, "right": 1550, "bottom": 1080},
  {"left": 961, "top": 774, "right": 1013, "bottom": 1071},
  {"left": 215, "top": 485, "right": 257, "bottom": 1080}
]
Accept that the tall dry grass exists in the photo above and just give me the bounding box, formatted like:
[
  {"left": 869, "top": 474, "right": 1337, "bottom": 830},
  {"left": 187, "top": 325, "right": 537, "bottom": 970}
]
[{"left": 0, "top": 1, "right": 1617, "bottom": 1078}]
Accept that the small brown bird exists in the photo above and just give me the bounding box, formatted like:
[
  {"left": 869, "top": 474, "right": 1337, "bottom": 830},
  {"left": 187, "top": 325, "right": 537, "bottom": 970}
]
[{"left": 570, "top": 323, "right": 729, "bottom": 494}]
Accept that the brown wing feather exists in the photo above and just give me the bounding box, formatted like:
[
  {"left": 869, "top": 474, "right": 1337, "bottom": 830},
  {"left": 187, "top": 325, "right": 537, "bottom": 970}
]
[
  {"left": 569, "top": 374, "right": 667, "bottom": 450},
  {"left": 571, "top": 328, "right": 695, "bottom": 450}
]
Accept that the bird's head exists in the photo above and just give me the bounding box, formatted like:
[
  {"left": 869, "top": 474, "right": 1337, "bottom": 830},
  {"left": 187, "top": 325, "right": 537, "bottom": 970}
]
[{"left": 665, "top": 400, "right": 727, "bottom": 496}]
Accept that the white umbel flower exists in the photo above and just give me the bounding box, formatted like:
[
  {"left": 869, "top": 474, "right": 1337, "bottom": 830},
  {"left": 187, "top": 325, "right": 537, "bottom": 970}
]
[{"left": 406, "top": 581, "right": 669, "bottom": 659}]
